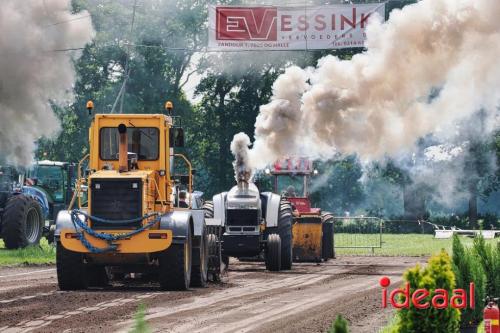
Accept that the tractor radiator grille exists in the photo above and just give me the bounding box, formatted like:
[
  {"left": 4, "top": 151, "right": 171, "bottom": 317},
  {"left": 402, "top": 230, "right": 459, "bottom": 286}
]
[
  {"left": 90, "top": 179, "right": 142, "bottom": 229},
  {"left": 226, "top": 209, "right": 259, "bottom": 226}
]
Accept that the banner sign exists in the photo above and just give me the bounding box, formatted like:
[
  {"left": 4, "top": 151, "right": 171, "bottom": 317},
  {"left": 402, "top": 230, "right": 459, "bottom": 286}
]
[{"left": 208, "top": 3, "right": 386, "bottom": 51}]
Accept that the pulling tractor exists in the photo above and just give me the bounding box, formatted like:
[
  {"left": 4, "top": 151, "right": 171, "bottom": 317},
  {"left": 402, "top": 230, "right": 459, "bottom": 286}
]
[
  {"left": 54, "top": 101, "right": 221, "bottom": 290},
  {"left": 0, "top": 166, "right": 44, "bottom": 249},
  {"left": 0, "top": 161, "right": 75, "bottom": 249},
  {"left": 25, "top": 160, "right": 77, "bottom": 242},
  {"left": 205, "top": 152, "right": 294, "bottom": 272},
  {"left": 267, "top": 158, "right": 335, "bottom": 262}
]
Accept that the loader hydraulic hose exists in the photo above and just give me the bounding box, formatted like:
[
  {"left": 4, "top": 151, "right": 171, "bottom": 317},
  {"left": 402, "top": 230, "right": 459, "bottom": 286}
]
[{"left": 69, "top": 210, "right": 161, "bottom": 253}]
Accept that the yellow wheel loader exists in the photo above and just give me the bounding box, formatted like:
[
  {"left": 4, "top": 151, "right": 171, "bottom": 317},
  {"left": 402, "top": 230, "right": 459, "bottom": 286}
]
[
  {"left": 267, "top": 158, "right": 335, "bottom": 262},
  {"left": 54, "top": 102, "right": 220, "bottom": 290}
]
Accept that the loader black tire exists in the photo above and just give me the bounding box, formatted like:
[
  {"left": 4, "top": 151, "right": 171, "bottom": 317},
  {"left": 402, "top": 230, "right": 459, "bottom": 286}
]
[
  {"left": 322, "top": 212, "right": 335, "bottom": 260},
  {"left": 2, "top": 195, "right": 44, "bottom": 249},
  {"left": 87, "top": 266, "right": 109, "bottom": 287},
  {"left": 191, "top": 227, "right": 208, "bottom": 288},
  {"left": 158, "top": 225, "right": 192, "bottom": 291},
  {"left": 56, "top": 242, "right": 88, "bottom": 290},
  {"left": 278, "top": 200, "right": 293, "bottom": 270},
  {"left": 265, "top": 233, "right": 281, "bottom": 272}
]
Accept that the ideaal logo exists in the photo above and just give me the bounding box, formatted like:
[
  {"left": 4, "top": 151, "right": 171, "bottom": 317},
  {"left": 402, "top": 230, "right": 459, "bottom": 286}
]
[
  {"left": 216, "top": 7, "right": 277, "bottom": 41},
  {"left": 380, "top": 276, "right": 475, "bottom": 309}
]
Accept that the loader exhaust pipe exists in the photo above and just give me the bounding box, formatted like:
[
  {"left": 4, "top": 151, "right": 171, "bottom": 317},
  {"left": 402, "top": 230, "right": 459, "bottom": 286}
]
[{"left": 118, "top": 124, "right": 128, "bottom": 173}]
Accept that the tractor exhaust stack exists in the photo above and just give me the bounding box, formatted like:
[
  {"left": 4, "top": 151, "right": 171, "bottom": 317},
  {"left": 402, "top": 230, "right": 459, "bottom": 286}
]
[{"left": 231, "top": 133, "right": 253, "bottom": 190}]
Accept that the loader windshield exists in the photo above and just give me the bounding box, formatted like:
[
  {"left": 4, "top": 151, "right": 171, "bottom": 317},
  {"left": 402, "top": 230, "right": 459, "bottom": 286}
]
[
  {"left": 275, "top": 175, "right": 305, "bottom": 197},
  {"left": 100, "top": 127, "right": 159, "bottom": 161}
]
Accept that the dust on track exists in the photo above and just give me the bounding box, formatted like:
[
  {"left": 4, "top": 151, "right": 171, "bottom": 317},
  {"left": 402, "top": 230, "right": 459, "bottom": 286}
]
[{"left": 0, "top": 256, "right": 424, "bottom": 333}]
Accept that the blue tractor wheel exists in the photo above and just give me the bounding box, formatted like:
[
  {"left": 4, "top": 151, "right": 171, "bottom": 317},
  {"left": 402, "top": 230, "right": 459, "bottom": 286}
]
[{"left": 1, "top": 195, "right": 44, "bottom": 249}]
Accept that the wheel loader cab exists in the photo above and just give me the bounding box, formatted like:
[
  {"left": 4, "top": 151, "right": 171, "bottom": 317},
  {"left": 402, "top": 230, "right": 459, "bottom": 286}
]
[
  {"left": 54, "top": 102, "right": 211, "bottom": 291},
  {"left": 88, "top": 115, "right": 175, "bottom": 228}
]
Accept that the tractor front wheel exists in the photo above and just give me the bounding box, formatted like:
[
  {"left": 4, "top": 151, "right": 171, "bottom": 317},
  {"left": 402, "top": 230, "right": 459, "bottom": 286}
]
[
  {"left": 265, "top": 233, "right": 281, "bottom": 272},
  {"left": 207, "top": 233, "right": 222, "bottom": 282}
]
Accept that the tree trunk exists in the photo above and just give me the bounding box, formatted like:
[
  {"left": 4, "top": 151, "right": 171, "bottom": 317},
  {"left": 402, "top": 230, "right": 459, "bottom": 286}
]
[
  {"left": 403, "top": 185, "right": 426, "bottom": 221},
  {"left": 216, "top": 81, "right": 228, "bottom": 192},
  {"left": 468, "top": 183, "right": 478, "bottom": 228}
]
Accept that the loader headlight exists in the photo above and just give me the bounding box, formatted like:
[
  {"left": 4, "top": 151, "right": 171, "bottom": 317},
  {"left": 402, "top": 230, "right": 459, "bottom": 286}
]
[{"left": 264, "top": 168, "right": 271, "bottom": 175}]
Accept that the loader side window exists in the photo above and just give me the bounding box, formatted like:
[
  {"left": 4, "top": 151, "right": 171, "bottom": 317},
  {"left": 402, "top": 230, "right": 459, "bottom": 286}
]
[{"left": 100, "top": 127, "right": 159, "bottom": 161}]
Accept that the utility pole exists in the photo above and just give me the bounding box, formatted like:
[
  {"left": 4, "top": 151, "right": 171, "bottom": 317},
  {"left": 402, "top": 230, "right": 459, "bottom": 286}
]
[{"left": 119, "top": 0, "right": 138, "bottom": 114}]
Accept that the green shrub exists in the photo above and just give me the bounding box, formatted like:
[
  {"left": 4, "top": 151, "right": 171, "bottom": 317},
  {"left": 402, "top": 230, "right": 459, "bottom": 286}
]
[
  {"left": 396, "top": 250, "right": 460, "bottom": 333},
  {"left": 129, "top": 304, "right": 150, "bottom": 333},
  {"left": 327, "top": 315, "right": 349, "bottom": 333},
  {"left": 452, "top": 234, "right": 486, "bottom": 326},
  {"left": 472, "top": 235, "right": 500, "bottom": 298},
  {"left": 378, "top": 315, "right": 399, "bottom": 333}
]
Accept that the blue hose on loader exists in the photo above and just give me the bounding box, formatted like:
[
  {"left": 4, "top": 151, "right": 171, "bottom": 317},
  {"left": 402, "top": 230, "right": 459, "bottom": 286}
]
[{"left": 69, "top": 210, "right": 161, "bottom": 253}]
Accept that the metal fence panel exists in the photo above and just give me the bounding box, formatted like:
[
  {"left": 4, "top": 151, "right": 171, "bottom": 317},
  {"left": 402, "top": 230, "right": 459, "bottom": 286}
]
[{"left": 333, "top": 217, "right": 383, "bottom": 254}]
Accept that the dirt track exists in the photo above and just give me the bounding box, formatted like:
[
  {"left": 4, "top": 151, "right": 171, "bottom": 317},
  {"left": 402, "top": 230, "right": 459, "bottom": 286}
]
[{"left": 0, "top": 256, "right": 424, "bottom": 333}]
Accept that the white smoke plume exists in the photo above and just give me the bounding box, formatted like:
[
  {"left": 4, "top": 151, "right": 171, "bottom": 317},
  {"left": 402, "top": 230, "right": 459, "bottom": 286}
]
[
  {"left": 0, "top": 0, "right": 94, "bottom": 165},
  {"left": 238, "top": 0, "right": 500, "bottom": 170},
  {"left": 231, "top": 132, "right": 253, "bottom": 186}
]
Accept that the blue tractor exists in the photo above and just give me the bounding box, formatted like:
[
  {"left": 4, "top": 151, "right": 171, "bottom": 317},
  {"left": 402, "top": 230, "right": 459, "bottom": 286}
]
[
  {"left": 0, "top": 161, "right": 76, "bottom": 249},
  {"left": 0, "top": 165, "right": 45, "bottom": 249}
]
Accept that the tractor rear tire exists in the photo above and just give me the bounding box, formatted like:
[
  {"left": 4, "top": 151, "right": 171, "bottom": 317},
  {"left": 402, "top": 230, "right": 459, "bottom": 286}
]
[
  {"left": 204, "top": 200, "right": 223, "bottom": 281},
  {"left": 191, "top": 227, "right": 208, "bottom": 288},
  {"left": 322, "top": 212, "right": 335, "bottom": 260},
  {"left": 2, "top": 195, "right": 44, "bottom": 249},
  {"left": 158, "top": 226, "right": 192, "bottom": 291},
  {"left": 207, "top": 233, "right": 222, "bottom": 282},
  {"left": 222, "top": 254, "right": 229, "bottom": 269},
  {"left": 203, "top": 201, "right": 214, "bottom": 219},
  {"left": 265, "top": 233, "right": 281, "bottom": 272},
  {"left": 278, "top": 200, "right": 293, "bottom": 270},
  {"left": 56, "top": 242, "right": 88, "bottom": 290}
]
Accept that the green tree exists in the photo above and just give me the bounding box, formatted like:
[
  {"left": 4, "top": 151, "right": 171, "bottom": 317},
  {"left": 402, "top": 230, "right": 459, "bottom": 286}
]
[
  {"left": 327, "top": 315, "right": 349, "bottom": 333},
  {"left": 37, "top": 0, "right": 206, "bottom": 163},
  {"left": 451, "top": 234, "right": 485, "bottom": 326},
  {"left": 396, "top": 250, "right": 460, "bottom": 333},
  {"left": 311, "top": 156, "right": 364, "bottom": 214},
  {"left": 473, "top": 235, "right": 500, "bottom": 298}
]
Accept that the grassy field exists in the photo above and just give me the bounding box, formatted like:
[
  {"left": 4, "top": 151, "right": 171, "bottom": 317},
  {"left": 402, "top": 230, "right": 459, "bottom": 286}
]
[
  {"left": 0, "top": 233, "right": 497, "bottom": 266},
  {"left": 0, "top": 238, "right": 55, "bottom": 266},
  {"left": 336, "top": 233, "right": 499, "bottom": 256}
]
